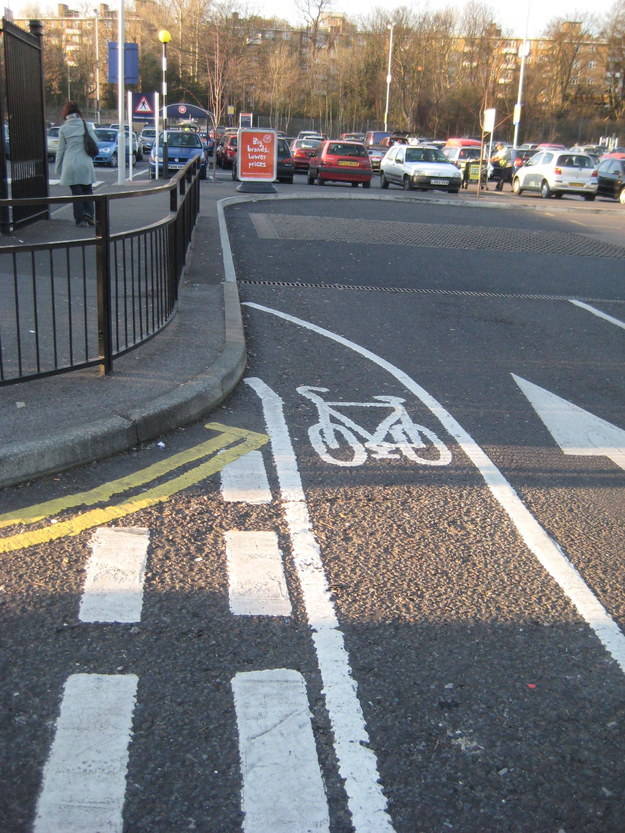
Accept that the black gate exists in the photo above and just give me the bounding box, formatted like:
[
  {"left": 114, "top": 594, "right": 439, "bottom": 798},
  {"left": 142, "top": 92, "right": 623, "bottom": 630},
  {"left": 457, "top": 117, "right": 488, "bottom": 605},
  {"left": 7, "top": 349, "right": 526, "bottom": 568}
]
[{"left": 0, "top": 18, "right": 48, "bottom": 230}]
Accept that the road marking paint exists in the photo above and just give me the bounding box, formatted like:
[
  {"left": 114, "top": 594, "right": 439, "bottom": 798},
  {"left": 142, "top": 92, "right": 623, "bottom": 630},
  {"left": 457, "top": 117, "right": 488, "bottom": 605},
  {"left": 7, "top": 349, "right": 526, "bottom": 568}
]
[
  {"left": 220, "top": 450, "right": 272, "bottom": 503},
  {"left": 0, "top": 423, "right": 256, "bottom": 529},
  {"left": 225, "top": 530, "right": 292, "bottom": 616},
  {"left": 0, "top": 424, "right": 268, "bottom": 554},
  {"left": 246, "top": 377, "right": 396, "bottom": 833},
  {"left": 513, "top": 375, "right": 625, "bottom": 471},
  {"left": 570, "top": 299, "right": 625, "bottom": 330},
  {"left": 33, "top": 673, "right": 137, "bottom": 833},
  {"left": 244, "top": 304, "right": 625, "bottom": 676},
  {"left": 232, "top": 668, "right": 330, "bottom": 833},
  {"left": 79, "top": 527, "right": 150, "bottom": 623}
]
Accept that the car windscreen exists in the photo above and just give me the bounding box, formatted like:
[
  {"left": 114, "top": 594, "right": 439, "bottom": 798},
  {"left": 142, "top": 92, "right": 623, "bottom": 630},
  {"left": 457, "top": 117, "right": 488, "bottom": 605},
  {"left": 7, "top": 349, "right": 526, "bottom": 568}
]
[
  {"left": 327, "top": 143, "right": 367, "bottom": 156},
  {"left": 167, "top": 133, "right": 202, "bottom": 148},
  {"left": 278, "top": 139, "right": 291, "bottom": 157},
  {"left": 96, "top": 130, "right": 117, "bottom": 142},
  {"left": 405, "top": 148, "right": 447, "bottom": 163},
  {"left": 142, "top": 130, "right": 155, "bottom": 137},
  {"left": 48, "top": 128, "right": 60, "bottom": 137}
]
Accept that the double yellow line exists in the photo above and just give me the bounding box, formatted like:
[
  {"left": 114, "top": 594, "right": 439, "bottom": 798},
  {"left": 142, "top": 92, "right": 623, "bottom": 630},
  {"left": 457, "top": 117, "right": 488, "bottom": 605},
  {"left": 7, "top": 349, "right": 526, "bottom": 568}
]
[{"left": 0, "top": 423, "right": 268, "bottom": 554}]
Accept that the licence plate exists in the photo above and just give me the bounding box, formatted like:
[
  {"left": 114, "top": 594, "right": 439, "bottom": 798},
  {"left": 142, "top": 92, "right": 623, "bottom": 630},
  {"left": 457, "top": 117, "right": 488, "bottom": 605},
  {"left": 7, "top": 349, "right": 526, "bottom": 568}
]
[
  {"left": 339, "top": 160, "right": 358, "bottom": 166},
  {"left": 431, "top": 178, "right": 449, "bottom": 185},
  {"left": 569, "top": 181, "right": 584, "bottom": 186}
]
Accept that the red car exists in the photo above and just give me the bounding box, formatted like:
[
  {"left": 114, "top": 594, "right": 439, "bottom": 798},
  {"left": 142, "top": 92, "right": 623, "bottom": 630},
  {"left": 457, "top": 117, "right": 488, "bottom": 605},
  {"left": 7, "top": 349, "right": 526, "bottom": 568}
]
[
  {"left": 290, "top": 137, "right": 322, "bottom": 171},
  {"left": 216, "top": 134, "right": 238, "bottom": 168},
  {"left": 307, "top": 140, "right": 373, "bottom": 187}
]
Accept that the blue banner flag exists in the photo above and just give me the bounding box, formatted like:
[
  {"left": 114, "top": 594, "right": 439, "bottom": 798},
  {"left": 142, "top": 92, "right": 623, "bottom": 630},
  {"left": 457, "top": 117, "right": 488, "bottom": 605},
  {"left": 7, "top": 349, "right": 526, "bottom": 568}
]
[{"left": 107, "top": 43, "right": 139, "bottom": 85}]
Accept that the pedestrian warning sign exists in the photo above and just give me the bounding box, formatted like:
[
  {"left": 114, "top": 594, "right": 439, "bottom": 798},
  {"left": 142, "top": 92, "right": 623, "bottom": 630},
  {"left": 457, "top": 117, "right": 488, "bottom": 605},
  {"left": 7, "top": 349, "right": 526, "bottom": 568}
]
[{"left": 132, "top": 92, "right": 156, "bottom": 121}]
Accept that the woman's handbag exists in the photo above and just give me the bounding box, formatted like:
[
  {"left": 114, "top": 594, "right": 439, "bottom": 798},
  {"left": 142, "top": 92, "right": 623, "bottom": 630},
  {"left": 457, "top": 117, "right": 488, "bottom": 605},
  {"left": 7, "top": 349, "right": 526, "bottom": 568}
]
[{"left": 82, "top": 119, "right": 98, "bottom": 158}]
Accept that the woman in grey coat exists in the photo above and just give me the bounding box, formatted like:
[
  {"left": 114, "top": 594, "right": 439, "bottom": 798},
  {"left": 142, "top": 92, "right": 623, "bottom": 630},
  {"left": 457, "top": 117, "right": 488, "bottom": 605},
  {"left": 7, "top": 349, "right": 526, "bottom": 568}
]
[{"left": 55, "top": 101, "right": 98, "bottom": 227}]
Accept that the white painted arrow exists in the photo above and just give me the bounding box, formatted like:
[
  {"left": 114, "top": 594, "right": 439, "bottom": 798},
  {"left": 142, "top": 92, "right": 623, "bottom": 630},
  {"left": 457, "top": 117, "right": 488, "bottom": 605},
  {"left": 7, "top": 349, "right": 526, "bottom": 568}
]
[{"left": 512, "top": 375, "right": 625, "bottom": 471}]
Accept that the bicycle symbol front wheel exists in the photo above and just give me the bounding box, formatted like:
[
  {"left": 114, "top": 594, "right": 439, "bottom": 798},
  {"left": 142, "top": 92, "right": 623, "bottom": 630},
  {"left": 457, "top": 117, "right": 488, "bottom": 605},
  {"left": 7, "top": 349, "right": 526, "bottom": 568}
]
[{"left": 389, "top": 423, "right": 452, "bottom": 466}]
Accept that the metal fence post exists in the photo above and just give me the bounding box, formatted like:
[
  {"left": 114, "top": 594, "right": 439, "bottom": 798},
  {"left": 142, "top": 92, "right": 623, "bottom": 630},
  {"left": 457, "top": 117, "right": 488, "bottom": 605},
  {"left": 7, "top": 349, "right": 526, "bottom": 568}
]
[{"left": 95, "top": 194, "right": 113, "bottom": 375}]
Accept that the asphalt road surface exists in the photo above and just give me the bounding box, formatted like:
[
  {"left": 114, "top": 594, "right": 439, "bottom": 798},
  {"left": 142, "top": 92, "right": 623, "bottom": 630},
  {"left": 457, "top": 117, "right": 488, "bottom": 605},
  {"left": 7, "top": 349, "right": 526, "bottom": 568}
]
[{"left": 1, "top": 193, "right": 624, "bottom": 833}]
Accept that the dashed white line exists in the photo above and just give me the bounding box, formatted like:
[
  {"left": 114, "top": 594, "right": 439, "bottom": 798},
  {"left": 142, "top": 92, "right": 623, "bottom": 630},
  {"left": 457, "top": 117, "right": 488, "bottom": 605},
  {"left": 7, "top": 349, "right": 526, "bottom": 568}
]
[
  {"left": 245, "top": 376, "right": 396, "bottom": 833},
  {"left": 221, "top": 450, "right": 272, "bottom": 503},
  {"left": 79, "top": 527, "right": 149, "bottom": 623},
  {"left": 232, "top": 668, "right": 330, "bottom": 833},
  {"left": 225, "top": 530, "right": 292, "bottom": 616},
  {"left": 33, "top": 673, "right": 138, "bottom": 833}
]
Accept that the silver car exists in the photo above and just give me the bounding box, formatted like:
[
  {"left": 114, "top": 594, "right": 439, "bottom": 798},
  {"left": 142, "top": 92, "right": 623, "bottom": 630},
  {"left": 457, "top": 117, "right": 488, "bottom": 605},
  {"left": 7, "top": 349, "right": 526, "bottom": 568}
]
[
  {"left": 46, "top": 126, "right": 61, "bottom": 160},
  {"left": 380, "top": 144, "right": 462, "bottom": 192},
  {"left": 512, "top": 150, "right": 598, "bottom": 200}
]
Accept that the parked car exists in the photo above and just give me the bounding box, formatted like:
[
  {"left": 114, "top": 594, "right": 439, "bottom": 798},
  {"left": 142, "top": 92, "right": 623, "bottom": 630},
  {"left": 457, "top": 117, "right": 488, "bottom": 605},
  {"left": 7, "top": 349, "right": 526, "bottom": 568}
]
[
  {"left": 367, "top": 144, "right": 387, "bottom": 172},
  {"left": 442, "top": 144, "right": 482, "bottom": 172},
  {"left": 365, "top": 130, "right": 391, "bottom": 146},
  {"left": 380, "top": 144, "right": 462, "bottom": 192},
  {"left": 139, "top": 127, "right": 156, "bottom": 155},
  {"left": 596, "top": 157, "right": 625, "bottom": 204},
  {"left": 216, "top": 134, "right": 238, "bottom": 168},
  {"left": 93, "top": 128, "right": 137, "bottom": 167},
  {"left": 297, "top": 130, "right": 325, "bottom": 141},
  {"left": 512, "top": 150, "right": 598, "bottom": 199},
  {"left": 232, "top": 137, "right": 294, "bottom": 183},
  {"left": 307, "top": 140, "right": 372, "bottom": 187},
  {"left": 290, "top": 137, "right": 322, "bottom": 172},
  {"left": 46, "top": 125, "right": 61, "bottom": 160},
  {"left": 149, "top": 130, "right": 207, "bottom": 179},
  {"left": 340, "top": 132, "right": 365, "bottom": 142}
]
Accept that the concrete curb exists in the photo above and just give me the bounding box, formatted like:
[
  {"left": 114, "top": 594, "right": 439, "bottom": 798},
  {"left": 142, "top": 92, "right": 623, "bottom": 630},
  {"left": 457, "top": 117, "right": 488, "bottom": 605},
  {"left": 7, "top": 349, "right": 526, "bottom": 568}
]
[{"left": 0, "top": 279, "right": 246, "bottom": 488}]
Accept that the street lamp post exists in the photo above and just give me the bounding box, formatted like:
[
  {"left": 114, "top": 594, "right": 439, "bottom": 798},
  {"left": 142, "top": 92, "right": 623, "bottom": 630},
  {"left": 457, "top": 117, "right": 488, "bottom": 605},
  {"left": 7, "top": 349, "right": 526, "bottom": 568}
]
[
  {"left": 158, "top": 29, "right": 171, "bottom": 178},
  {"left": 93, "top": 8, "right": 100, "bottom": 124},
  {"left": 512, "top": 39, "right": 530, "bottom": 148},
  {"left": 383, "top": 23, "right": 394, "bottom": 133}
]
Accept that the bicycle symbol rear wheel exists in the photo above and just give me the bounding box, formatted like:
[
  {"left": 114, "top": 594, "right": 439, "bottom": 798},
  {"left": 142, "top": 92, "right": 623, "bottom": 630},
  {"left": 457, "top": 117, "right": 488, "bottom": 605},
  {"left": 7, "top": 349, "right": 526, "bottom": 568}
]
[{"left": 308, "top": 423, "right": 368, "bottom": 467}]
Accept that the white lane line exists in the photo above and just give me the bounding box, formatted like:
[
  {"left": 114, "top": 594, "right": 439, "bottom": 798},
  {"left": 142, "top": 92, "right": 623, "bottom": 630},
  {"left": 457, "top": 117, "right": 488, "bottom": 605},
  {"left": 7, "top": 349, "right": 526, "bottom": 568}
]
[
  {"left": 220, "top": 450, "right": 272, "bottom": 503},
  {"left": 245, "top": 377, "right": 396, "bottom": 833},
  {"left": 244, "top": 304, "right": 625, "bottom": 676},
  {"left": 225, "top": 530, "right": 292, "bottom": 616},
  {"left": 34, "top": 673, "right": 138, "bottom": 833},
  {"left": 570, "top": 299, "right": 625, "bottom": 331},
  {"left": 79, "top": 527, "right": 149, "bottom": 623},
  {"left": 232, "top": 668, "right": 330, "bottom": 833}
]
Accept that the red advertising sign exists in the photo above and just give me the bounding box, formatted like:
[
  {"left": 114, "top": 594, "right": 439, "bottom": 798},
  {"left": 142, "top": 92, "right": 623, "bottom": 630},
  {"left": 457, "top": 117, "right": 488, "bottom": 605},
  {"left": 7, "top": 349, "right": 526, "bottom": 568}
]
[{"left": 238, "top": 129, "right": 277, "bottom": 182}]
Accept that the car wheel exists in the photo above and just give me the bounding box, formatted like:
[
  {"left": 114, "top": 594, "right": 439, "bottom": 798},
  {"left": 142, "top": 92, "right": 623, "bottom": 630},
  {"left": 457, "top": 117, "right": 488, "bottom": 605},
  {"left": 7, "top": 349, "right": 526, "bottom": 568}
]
[
  {"left": 131, "top": 152, "right": 137, "bottom": 165},
  {"left": 362, "top": 180, "right": 371, "bottom": 189},
  {"left": 448, "top": 188, "right": 459, "bottom": 194},
  {"left": 380, "top": 173, "right": 389, "bottom": 189},
  {"left": 286, "top": 177, "right": 293, "bottom": 184},
  {"left": 110, "top": 152, "right": 118, "bottom": 168},
  {"left": 403, "top": 176, "right": 412, "bottom": 191},
  {"left": 540, "top": 180, "right": 552, "bottom": 199},
  {"left": 317, "top": 177, "right": 325, "bottom": 185},
  {"left": 512, "top": 177, "right": 522, "bottom": 195},
  {"left": 351, "top": 181, "right": 359, "bottom": 187},
  {"left": 619, "top": 187, "right": 625, "bottom": 205},
  {"left": 307, "top": 170, "right": 315, "bottom": 185},
  {"left": 232, "top": 164, "right": 237, "bottom": 181},
  {"left": 554, "top": 193, "right": 563, "bottom": 198}
]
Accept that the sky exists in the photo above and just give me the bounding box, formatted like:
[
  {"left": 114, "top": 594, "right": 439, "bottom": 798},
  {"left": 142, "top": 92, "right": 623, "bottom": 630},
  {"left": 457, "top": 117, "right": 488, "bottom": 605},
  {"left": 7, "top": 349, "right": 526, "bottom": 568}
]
[
  {"left": 9, "top": 0, "right": 605, "bottom": 39},
  {"left": 245, "top": 0, "right": 604, "bottom": 39}
]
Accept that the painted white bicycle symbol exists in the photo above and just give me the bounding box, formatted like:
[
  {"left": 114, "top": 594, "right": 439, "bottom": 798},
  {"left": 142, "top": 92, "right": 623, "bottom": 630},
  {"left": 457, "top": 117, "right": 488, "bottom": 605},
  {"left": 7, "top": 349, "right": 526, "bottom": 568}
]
[{"left": 297, "top": 386, "right": 452, "bottom": 467}]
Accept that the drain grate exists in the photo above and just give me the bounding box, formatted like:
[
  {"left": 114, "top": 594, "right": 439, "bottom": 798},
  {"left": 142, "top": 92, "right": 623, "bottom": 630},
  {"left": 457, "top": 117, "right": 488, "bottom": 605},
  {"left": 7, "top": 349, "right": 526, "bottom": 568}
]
[{"left": 239, "top": 279, "right": 625, "bottom": 304}]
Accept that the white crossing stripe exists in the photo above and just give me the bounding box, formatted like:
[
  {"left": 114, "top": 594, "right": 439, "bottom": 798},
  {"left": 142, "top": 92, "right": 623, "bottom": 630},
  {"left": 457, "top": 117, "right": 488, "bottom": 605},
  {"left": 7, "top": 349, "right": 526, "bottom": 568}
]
[
  {"left": 225, "top": 530, "right": 292, "bottom": 616},
  {"left": 34, "top": 674, "right": 138, "bottom": 833},
  {"left": 232, "top": 669, "right": 330, "bottom": 833},
  {"left": 220, "top": 450, "right": 272, "bottom": 503},
  {"left": 79, "top": 527, "right": 149, "bottom": 623},
  {"left": 569, "top": 299, "right": 625, "bottom": 331}
]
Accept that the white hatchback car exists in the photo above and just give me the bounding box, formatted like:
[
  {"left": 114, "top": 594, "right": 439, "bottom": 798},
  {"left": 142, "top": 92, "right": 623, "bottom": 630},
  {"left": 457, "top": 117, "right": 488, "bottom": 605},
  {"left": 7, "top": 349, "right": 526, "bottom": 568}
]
[
  {"left": 380, "top": 144, "right": 462, "bottom": 192},
  {"left": 512, "top": 150, "right": 598, "bottom": 200}
]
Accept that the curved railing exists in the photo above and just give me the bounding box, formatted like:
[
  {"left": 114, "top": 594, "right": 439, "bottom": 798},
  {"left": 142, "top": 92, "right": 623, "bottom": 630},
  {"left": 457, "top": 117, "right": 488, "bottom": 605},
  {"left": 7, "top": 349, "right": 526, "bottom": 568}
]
[{"left": 0, "top": 158, "right": 201, "bottom": 385}]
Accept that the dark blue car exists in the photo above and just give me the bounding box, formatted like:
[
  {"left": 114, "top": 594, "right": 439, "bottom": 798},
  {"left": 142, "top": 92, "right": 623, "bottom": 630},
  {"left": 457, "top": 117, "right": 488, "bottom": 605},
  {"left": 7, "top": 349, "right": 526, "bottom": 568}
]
[{"left": 149, "top": 130, "right": 207, "bottom": 179}]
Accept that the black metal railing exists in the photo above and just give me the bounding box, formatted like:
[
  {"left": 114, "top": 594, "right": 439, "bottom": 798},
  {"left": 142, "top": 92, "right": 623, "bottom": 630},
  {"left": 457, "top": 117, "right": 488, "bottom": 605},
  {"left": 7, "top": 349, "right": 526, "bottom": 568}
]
[{"left": 0, "top": 158, "right": 201, "bottom": 385}]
